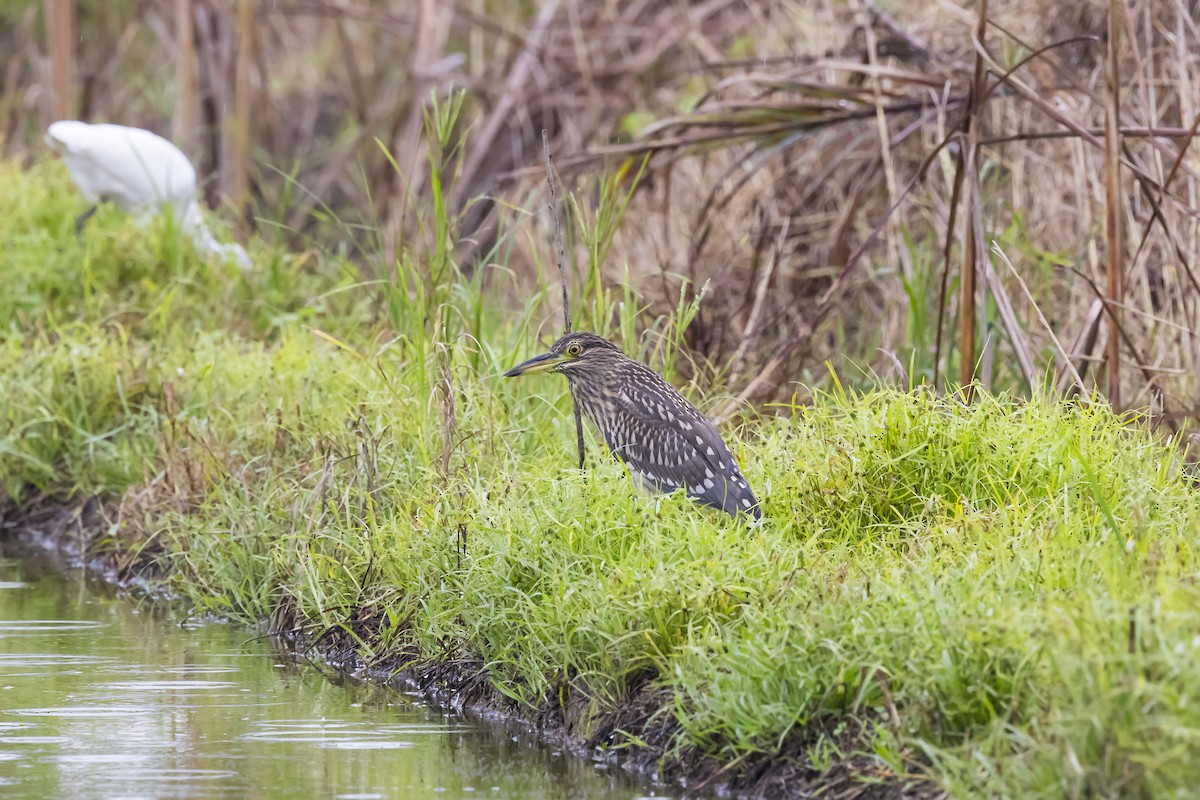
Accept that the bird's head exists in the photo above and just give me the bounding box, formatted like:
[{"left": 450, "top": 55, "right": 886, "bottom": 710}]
[{"left": 503, "top": 332, "right": 623, "bottom": 378}]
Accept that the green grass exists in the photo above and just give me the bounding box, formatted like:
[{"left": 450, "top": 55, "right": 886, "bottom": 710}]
[{"left": 2, "top": 154, "right": 1200, "bottom": 799}]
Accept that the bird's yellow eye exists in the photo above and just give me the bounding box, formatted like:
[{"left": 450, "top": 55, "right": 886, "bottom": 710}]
[{"left": 566, "top": 342, "right": 582, "bottom": 357}]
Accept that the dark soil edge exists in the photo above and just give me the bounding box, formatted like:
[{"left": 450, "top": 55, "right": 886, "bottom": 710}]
[{"left": 0, "top": 496, "right": 941, "bottom": 800}]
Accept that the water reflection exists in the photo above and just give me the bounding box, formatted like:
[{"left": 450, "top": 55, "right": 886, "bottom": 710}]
[{"left": 0, "top": 550, "right": 670, "bottom": 799}]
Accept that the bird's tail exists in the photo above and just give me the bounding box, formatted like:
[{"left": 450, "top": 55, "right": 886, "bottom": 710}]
[{"left": 186, "top": 205, "right": 252, "bottom": 271}]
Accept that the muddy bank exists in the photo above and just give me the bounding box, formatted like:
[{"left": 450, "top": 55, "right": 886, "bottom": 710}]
[{"left": 0, "top": 496, "right": 930, "bottom": 800}]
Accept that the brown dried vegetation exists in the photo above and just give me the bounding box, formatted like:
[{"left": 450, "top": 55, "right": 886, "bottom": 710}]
[{"left": 7, "top": 0, "right": 1200, "bottom": 416}]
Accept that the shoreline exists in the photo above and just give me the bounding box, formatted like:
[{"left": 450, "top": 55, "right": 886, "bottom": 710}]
[{"left": 1, "top": 496, "right": 923, "bottom": 800}]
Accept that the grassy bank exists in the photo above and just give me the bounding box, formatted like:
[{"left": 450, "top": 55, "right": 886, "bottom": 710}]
[{"left": 3, "top": 159, "right": 1200, "bottom": 799}]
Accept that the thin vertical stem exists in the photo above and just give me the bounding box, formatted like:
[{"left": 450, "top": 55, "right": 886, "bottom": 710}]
[
  {"left": 958, "top": 146, "right": 978, "bottom": 400},
  {"left": 543, "top": 131, "right": 570, "bottom": 337},
  {"left": 1104, "top": 0, "right": 1124, "bottom": 410},
  {"left": 933, "top": 144, "right": 966, "bottom": 394},
  {"left": 173, "top": 0, "right": 199, "bottom": 153},
  {"left": 959, "top": 0, "right": 989, "bottom": 401},
  {"left": 43, "top": 0, "right": 75, "bottom": 121},
  {"left": 542, "top": 129, "right": 585, "bottom": 469}
]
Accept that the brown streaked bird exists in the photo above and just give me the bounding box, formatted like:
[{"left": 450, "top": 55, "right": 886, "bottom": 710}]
[{"left": 504, "top": 332, "right": 761, "bottom": 520}]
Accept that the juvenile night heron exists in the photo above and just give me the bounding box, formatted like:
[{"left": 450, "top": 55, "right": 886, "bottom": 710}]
[{"left": 504, "top": 332, "right": 761, "bottom": 519}]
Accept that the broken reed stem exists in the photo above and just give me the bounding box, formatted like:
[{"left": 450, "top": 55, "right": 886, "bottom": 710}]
[
  {"left": 960, "top": 160, "right": 984, "bottom": 395},
  {"left": 958, "top": 0, "right": 989, "bottom": 402},
  {"left": 43, "top": 0, "right": 75, "bottom": 121},
  {"left": 542, "top": 131, "right": 570, "bottom": 337},
  {"left": 542, "top": 129, "right": 585, "bottom": 470},
  {"left": 1104, "top": 0, "right": 1124, "bottom": 410}
]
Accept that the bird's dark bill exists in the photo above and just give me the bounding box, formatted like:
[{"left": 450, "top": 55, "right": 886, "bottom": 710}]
[{"left": 503, "top": 350, "right": 563, "bottom": 377}]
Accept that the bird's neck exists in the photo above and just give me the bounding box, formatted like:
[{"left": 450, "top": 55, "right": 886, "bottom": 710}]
[{"left": 564, "top": 370, "right": 615, "bottom": 429}]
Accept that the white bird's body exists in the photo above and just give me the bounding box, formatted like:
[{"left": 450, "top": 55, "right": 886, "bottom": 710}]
[{"left": 45, "top": 121, "right": 250, "bottom": 270}]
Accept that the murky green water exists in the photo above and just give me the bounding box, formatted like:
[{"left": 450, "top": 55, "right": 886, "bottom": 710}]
[{"left": 0, "top": 552, "right": 668, "bottom": 800}]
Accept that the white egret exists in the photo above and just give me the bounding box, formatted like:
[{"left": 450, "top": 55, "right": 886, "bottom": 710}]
[{"left": 44, "top": 121, "right": 251, "bottom": 270}]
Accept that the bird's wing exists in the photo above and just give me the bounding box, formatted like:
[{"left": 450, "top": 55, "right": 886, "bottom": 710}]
[{"left": 607, "top": 371, "right": 759, "bottom": 517}]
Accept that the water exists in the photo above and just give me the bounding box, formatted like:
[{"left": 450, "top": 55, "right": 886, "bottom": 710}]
[{"left": 0, "top": 552, "right": 668, "bottom": 800}]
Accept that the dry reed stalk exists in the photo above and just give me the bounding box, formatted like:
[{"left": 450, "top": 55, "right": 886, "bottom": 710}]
[
  {"left": 934, "top": 138, "right": 967, "bottom": 394},
  {"left": 1104, "top": 0, "right": 1124, "bottom": 410},
  {"left": 455, "top": 0, "right": 561, "bottom": 208},
  {"left": 728, "top": 218, "right": 788, "bottom": 387},
  {"left": 43, "top": 0, "right": 75, "bottom": 121},
  {"left": 981, "top": 127, "right": 1197, "bottom": 144},
  {"left": 173, "top": 0, "right": 200, "bottom": 153},
  {"left": 981, "top": 247, "right": 1036, "bottom": 389},
  {"left": 994, "top": 243, "right": 1087, "bottom": 395},
  {"left": 227, "top": 0, "right": 254, "bottom": 221},
  {"left": 193, "top": 0, "right": 225, "bottom": 206},
  {"left": 1064, "top": 263, "right": 1174, "bottom": 424},
  {"left": 969, "top": 37, "right": 1188, "bottom": 214},
  {"left": 716, "top": 126, "right": 951, "bottom": 421},
  {"left": 958, "top": 0, "right": 989, "bottom": 400},
  {"left": 854, "top": 0, "right": 912, "bottom": 284},
  {"left": 542, "top": 129, "right": 584, "bottom": 470},
  {"left": 437, "top": 357, "right": 457, "bottom": 485}
]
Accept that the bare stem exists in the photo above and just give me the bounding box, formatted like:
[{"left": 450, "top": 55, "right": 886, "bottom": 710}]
[
  {"left": 959, "top": 0, "right": 989, "bottom": 402},
  {"left": 1104, "top": 0, "right": 1123, "bottom": 410},
  {"left": 542, "top": 129, "right": 585, "bottom": 469}
]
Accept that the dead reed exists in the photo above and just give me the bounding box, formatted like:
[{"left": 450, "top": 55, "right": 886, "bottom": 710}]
[{"left": 6, "top": 0, "right": 1200, "bottom": 423}]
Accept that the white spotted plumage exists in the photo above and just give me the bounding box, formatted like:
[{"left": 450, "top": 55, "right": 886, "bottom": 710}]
[{"left": 531, "top": 332, "right": 761, "bottom": 520}]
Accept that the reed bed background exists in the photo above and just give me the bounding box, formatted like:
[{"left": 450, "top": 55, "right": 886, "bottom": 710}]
[{"left": 5, "top": 0, "right": 1200, "bottom": 415}]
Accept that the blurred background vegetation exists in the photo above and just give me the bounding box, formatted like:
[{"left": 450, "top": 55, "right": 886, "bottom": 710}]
[{"left": 4, "top": 0, "right": 1199, "bottom": 426}]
